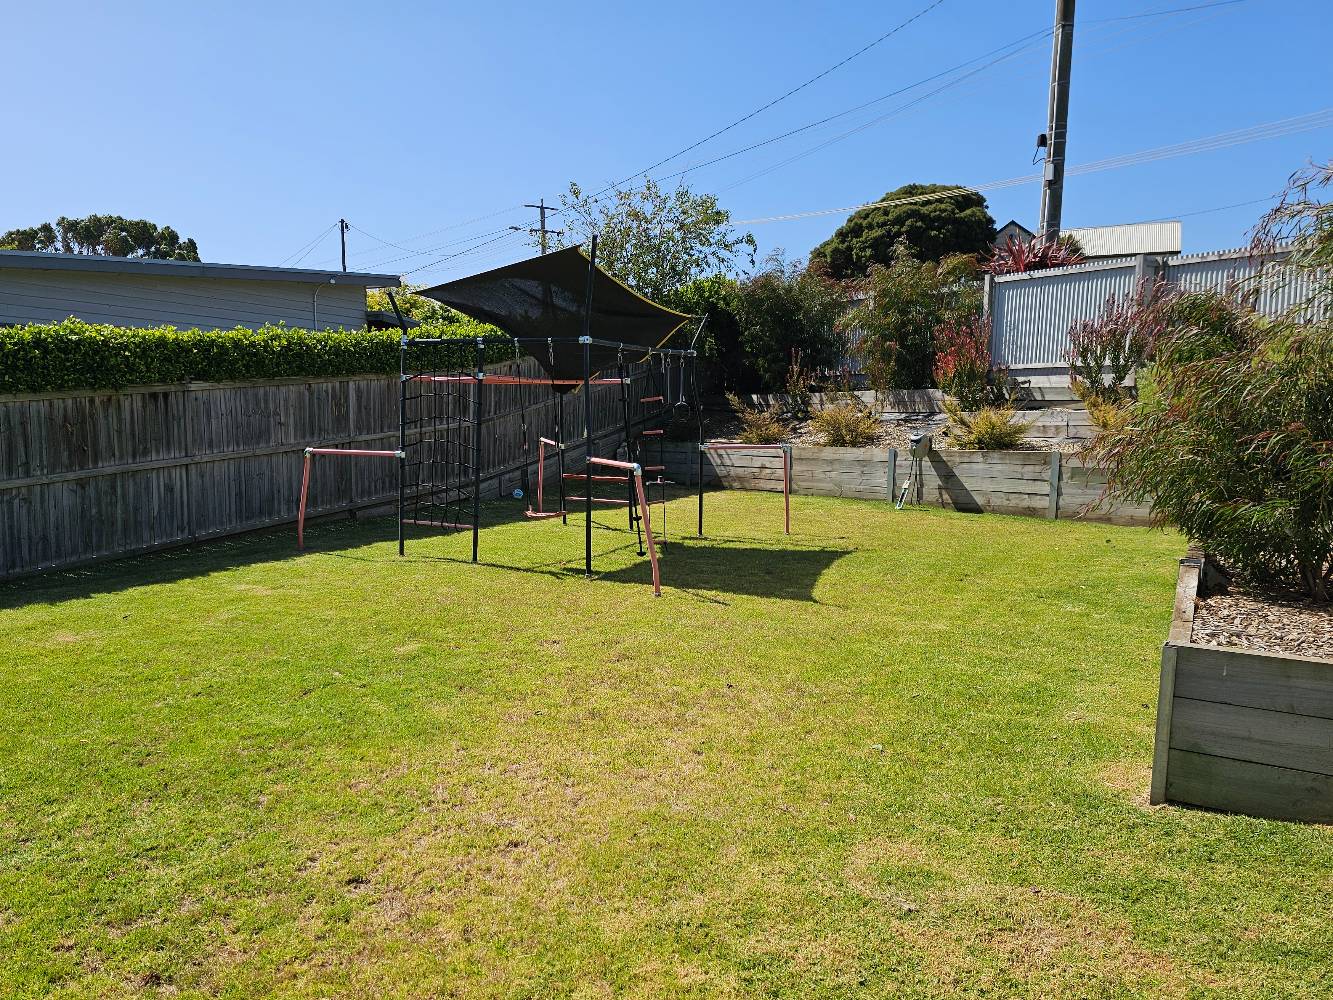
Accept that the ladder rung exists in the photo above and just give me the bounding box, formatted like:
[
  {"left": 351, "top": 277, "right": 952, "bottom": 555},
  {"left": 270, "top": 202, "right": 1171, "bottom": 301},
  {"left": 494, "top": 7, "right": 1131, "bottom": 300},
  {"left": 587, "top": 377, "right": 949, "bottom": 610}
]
[
  {"left": 639, "top": 395, "right": 664, "bottom": 403},
  {"left": 642, "top": 465, "right": 665, "bottom": 472},
  {"left": 563, "top": 473, "right": 629, "bottom": 482},
  {"left": 640, "top": 429, "right": 664, "bottom": 436},
  {"left": 566, "top": 497, "right": 633, "bottom": 505}
]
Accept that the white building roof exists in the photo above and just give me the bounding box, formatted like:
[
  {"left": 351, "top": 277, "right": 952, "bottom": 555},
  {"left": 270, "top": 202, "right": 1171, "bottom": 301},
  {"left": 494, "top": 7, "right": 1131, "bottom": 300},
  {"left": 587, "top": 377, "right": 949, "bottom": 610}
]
[{"left": 1061, "top": 221, "right": 1181, "bottom": 257}]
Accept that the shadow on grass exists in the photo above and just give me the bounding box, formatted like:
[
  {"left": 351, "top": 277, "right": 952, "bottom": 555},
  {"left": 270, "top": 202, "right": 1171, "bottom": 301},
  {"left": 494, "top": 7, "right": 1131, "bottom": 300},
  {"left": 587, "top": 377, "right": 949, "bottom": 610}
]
[
  {"left": 0, "top": 500, "right": 540, "bottom": 611},
  {"left": 0, "top": 494, "right": 843, "bottom": 609},
  {"left": 599, "top": 538, "right": 853, "bottom": 603}
]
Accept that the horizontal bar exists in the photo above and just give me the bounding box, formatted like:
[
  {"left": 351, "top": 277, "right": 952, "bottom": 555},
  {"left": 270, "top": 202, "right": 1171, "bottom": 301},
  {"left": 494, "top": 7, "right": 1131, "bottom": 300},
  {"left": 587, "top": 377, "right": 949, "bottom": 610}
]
[
  {"left": 538, "top": 436, "right": 561, "bottom": 448},
  {"left": 642, "top": 465, "right": 665, "bottom": 472},
  {"left": 701, "top": 442, "right": 791, "bottom": 452},
  {"left": 563, "top": 473, "right": 629, "bottom": 482},
  {"left": 639, "top": 396, "right": 664, "bottom": 404},
  {"left": 565, "top": 496, "right": 634, "bottom": 505},
  {"left": 586, "top": 457, "right": 641, "bottom": 473},
  {"left": 407, "top": 375, "right": 628, "bottom": 386},
  {"left": 304, "top": 447, "right": 404, "bottom": 458},
  {"left": 639, "top": 429, "right": 664, "bottom": 436}
]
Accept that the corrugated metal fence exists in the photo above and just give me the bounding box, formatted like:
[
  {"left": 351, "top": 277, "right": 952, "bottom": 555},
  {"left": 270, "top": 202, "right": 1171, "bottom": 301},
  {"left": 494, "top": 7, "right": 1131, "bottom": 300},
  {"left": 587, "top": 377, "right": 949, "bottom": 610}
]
[
  {"left": 0, "top": 361, "right": 658, "bottom": 580},
  {"left": 990, "top": 247, "right": 1321, "bottom": 371}
]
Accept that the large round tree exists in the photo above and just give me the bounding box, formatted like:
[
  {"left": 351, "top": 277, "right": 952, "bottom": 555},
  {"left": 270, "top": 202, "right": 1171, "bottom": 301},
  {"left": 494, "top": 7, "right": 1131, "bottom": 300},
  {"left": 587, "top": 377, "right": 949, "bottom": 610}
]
[{"left": 810, "top": 183, "right": 995, "bottom": 279}]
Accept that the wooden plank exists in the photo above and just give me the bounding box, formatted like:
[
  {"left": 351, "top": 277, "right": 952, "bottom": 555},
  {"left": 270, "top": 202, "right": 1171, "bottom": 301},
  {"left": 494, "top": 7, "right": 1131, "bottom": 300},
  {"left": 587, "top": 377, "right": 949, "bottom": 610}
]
[
  {"left": 1047, "top": 451, "right": 1060, "bottom": 519},
  {"left": 1169, "top": 557, "right": 1202, "bottom": 643},
  {"left": 1150, "top": 644, "right": 1178, "bottom": 805},
  {"left": 1171, "top": 696, "right": 1333, "bottom": 776},
  {"left": 1174, "top": 644, "right": 1333, "bottom": 719},
  {"left": 1165, "top": 748, "right": 1333, "bottom": 823}
]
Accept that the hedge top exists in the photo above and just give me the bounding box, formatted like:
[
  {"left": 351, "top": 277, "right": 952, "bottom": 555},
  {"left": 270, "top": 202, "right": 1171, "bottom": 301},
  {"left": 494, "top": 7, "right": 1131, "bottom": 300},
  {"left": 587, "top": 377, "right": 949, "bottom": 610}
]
[{"left": 0, "top": 318, "right": 499, "bottom": 394}]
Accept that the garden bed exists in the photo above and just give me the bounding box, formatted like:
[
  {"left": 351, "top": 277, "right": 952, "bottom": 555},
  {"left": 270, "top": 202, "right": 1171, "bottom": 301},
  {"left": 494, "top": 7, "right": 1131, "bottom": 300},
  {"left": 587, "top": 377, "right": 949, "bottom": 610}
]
[{"left": 1151, "top": 554, "right": 1333, "bottom": 823}]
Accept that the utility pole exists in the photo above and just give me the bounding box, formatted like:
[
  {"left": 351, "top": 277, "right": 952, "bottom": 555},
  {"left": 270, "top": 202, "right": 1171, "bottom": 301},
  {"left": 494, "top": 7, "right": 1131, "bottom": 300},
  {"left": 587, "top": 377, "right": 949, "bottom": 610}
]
[
  {"left": 510, "top": 198, "right": 564, "bottom": 254},
  {"left": 1037, "top": 0, "right": 1075, "bottom": 240},
  {"left": 338, "top": 218, "right": 349, "bottom": 271}
]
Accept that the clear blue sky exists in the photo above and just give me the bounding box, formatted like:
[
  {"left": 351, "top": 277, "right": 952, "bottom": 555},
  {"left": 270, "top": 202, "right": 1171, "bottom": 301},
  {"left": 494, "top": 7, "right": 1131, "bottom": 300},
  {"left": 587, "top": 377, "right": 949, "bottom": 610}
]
[{"left": 7, "top": 0, "right": 1331, "bottom": 282}]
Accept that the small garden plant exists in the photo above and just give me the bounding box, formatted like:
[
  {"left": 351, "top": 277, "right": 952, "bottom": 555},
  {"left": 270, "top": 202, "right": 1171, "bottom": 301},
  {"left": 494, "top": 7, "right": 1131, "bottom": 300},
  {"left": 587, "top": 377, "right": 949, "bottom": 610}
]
[
  {"left": 942, "top": 400, "right": 1030, "bottom": 450},
  {"left": 810, "top": 397, "right": 880, "bottom": 447},
  {"left": 725, "top": 392, "right": 789, "bottom": 445}
]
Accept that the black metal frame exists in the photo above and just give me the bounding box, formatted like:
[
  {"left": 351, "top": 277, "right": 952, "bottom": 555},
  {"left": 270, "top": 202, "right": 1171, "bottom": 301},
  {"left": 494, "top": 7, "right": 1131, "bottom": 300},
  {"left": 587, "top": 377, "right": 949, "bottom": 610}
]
[{"left": 384, "top": 286, "right": 699, "bottom": 579}]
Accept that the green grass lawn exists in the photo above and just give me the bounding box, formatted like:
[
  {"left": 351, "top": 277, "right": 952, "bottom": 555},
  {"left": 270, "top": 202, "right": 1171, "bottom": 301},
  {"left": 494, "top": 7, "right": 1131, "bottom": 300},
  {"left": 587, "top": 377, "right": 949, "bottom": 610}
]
[{"left": 3, "top": 492, "right": 1331, "bottom": 998}]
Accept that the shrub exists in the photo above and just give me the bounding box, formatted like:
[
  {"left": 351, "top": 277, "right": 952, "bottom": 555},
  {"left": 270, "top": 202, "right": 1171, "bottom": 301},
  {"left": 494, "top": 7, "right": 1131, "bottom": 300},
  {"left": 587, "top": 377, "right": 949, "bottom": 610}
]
[
  {"left": 734, "top": 254, "right": 846, "bottom": 392},
  {"left": 983, "top": 234, "right": 1085, "bottom": 275},
  {"left": 843, "top": 239, "right": 981, "bottom": 391},
  {"left": 932, "top": 315, "right": 1006, "bottom": 410},
  {"left": 1089, "top": 288, "right": 1333, "bottom": 600},
  {"left": 1068, "top": 281, "right": 1167, "bottom": 405},
  {"left": 725, "top": 392, "right": 789, "bottom": 445},
  {"left": 811, "top": 399, "right": 880, "bottom": 447},
  {"left": 943, "top": 399, "right": 1030, "bottom": 450},
  {"left": 0, "top": 317, "right": 498, "bottom": 393}
]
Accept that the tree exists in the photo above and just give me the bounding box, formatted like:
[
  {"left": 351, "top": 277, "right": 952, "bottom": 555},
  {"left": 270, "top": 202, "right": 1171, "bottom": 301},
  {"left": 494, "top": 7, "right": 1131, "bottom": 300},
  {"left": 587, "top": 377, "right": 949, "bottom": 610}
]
[
  {"left": 734, "top": 254, "right": 847, "bottom": 391},
  {"left": 546, "top": 179, "right": 756, "bottom": 302},
  {"left": 0, "top": 214, "right": 201, "bottom": 261},
  {"left": 843, "top": 239, "right": 981, "bottom": 390},
  {"left": 366, "top": 285, "right": 465, "bottom": 326},
  {"left": 662, "top": 274, "right": 746, "bottom": 392},
  {"left": 810, "top": 183, "right": 995, "bottom": 280}
]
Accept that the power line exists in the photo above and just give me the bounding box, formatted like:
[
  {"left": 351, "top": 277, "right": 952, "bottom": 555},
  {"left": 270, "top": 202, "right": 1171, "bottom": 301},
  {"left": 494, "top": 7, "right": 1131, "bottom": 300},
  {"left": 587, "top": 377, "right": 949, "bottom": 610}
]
[
  {"left": 278, "top": 221, "right": 338, "bottom": 267},
  {"left": 651, "top": 27, "right": 1052, "bottom": 187},
  {"left": 401, "top": 228, "right": 531, "bottom": 277},
  {"left": 1086, "top": 0, "right": 1247, "bottom": 22},
  {"left": 713, "top": 0, "right": 1253, "bottom": 197},
  {"left": 581, "top": 0, "right": 950, "bottom": 202},
  {"left": 733, "top": 109, "right": 1333, "bottom": 224}
]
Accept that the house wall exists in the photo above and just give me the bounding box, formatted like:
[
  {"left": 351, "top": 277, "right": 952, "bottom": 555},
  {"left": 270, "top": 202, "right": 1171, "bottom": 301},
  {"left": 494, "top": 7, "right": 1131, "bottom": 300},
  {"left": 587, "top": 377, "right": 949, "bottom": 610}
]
[{"left": 0, "top": 267, "right": 369, "bottom": 330}]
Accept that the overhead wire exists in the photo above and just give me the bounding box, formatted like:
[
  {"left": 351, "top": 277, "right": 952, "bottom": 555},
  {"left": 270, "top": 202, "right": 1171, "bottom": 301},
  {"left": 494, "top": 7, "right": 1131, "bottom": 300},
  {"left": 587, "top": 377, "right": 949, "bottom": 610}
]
[
  {"left": 278, "top": 221, "right": 339, "bottom": 267},
  {"left": 733, "top": 109, "right": 1333, "bottom": 225},
  {"left": 579, "top": 0, "right": 950, "bottom": 202}
]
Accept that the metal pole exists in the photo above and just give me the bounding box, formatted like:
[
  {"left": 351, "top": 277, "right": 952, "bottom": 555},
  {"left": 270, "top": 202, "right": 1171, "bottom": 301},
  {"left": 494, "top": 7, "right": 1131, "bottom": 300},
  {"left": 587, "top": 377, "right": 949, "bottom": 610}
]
[
  {"left": 387, "top": 290, "right": 410, "bottom": 558},
  {"left": 582, "top": 236, "right": 597, "bottom": 577},
  {"left": 1038, "top": 0, "right": 1076, "bottom": 240},
  {"left": 618, "top": 356, "right": 640, "bottom": 547},
  {"left": 471, "top": 337, "right": 484, "bottom": 563},
  {"left": 556, "top": 393, "right": 567, "bottom": 524},
  {"left": 693, "top": 352, "right": 705, "bottom": 537},
  {"left": 339, "top": 218, "right": 349, "bottom": 272}
]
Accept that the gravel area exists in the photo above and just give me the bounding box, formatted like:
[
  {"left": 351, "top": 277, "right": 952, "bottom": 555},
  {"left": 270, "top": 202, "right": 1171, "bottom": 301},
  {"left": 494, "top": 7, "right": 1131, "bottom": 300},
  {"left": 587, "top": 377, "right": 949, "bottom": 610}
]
[{"left": 1192, "top": 581, "right": 1333, "bottom": 660}]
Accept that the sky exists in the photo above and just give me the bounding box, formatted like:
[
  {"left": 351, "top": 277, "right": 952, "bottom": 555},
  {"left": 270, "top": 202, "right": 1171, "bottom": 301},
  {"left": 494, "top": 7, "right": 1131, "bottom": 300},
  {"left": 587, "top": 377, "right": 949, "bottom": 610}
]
[{"left": 6, "top": 0, "right": 1331, "bottom": 284}]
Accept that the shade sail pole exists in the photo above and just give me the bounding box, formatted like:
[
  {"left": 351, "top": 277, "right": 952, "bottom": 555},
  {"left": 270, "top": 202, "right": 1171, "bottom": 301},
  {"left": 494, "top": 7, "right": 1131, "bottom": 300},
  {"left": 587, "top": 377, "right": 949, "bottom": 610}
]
[{"left": 582, "top": 235, "right": 597, "bottom": 578}]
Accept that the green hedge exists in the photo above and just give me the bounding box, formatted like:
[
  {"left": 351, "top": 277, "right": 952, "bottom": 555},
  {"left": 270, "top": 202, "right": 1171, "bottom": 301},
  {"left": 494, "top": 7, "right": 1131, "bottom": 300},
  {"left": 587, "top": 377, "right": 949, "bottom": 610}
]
[{"left": 0, "top": 318, "right": 512, "bottom": 393}]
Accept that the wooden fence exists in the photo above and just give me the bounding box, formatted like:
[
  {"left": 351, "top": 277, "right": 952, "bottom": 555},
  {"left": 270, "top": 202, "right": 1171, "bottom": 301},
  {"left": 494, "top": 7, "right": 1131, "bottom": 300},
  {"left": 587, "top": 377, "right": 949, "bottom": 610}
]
[
  {"left": 660, "top": 443, "right": 1151, "bottom": 525},
  {"left": 0, "top": 361, "right": 658, "bottom": 580}
]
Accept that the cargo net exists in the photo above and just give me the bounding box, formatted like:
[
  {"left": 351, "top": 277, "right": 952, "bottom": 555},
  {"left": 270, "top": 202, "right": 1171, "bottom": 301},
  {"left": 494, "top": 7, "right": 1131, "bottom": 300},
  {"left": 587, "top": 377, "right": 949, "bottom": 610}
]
[{"left": 401, "top": 339, "right": 491, "bottom": 532}]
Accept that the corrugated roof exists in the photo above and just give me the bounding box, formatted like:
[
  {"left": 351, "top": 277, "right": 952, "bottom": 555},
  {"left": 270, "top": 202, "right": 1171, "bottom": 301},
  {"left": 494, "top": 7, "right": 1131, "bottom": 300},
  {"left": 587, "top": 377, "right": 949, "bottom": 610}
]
[
  {"left": 0, "top": 249, "right": 400, "bottom": 287},
  {"left": 1061, "top": 221, "right": 1181, "bottom": 257}
]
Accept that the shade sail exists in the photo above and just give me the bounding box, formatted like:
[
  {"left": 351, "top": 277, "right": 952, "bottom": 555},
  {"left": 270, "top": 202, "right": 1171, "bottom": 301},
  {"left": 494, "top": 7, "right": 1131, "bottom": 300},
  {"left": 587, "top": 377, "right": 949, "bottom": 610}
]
[{"left": 414, "top": 246, "right": 694, "bottom": 385}]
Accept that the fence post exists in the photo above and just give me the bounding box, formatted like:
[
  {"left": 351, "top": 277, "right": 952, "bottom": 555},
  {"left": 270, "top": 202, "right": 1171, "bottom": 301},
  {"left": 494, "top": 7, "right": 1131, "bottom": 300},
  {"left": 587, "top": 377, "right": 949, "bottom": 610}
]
[
  {"left": 1047, "top": 450, "right": 1061, "bottom": 519},
  {"left": 887, "top": 447, "right": 897, "bottom": 503}
]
